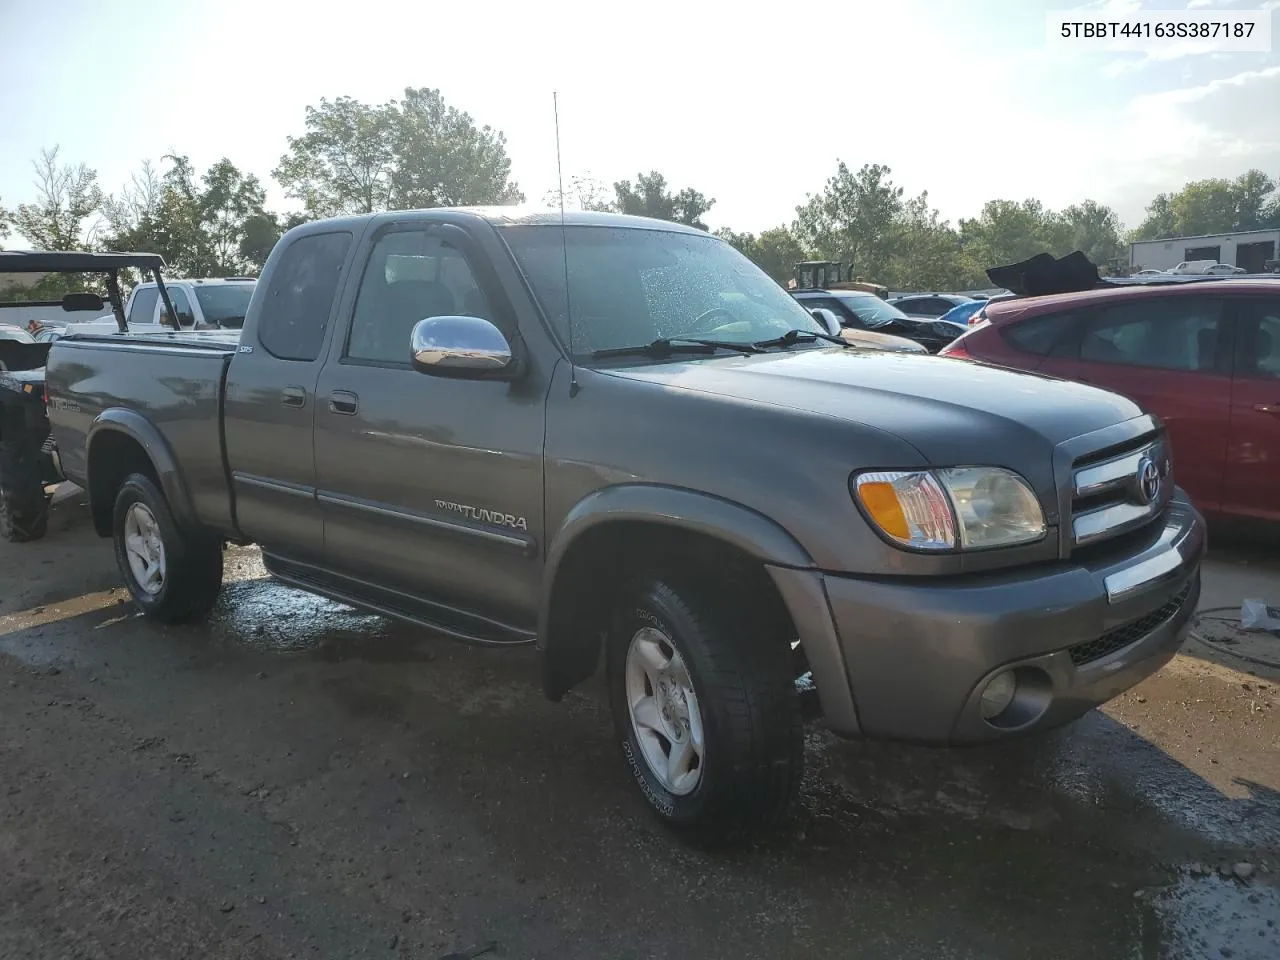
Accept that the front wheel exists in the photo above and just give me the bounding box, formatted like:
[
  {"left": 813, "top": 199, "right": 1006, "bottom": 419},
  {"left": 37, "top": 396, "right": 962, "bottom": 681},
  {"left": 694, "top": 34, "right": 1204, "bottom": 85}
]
[
  {"left": 112, "top": 473, "right": 223, "bottom": 623},
  {"left": 607, "top": 574, "right": 803, "bottom": 844}
]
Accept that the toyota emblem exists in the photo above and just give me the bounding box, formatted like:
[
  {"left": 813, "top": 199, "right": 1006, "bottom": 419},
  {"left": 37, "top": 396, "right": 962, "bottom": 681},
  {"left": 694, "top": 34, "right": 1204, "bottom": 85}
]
[{"left": 1135, "top": 457, "right": 1161, "bottom": 504}]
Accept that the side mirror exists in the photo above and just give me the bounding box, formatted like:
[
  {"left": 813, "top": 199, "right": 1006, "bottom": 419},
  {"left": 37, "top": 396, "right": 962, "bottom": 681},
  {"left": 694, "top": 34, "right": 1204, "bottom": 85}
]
[
  {"left": 61, "top": 292, "right": 105, "bottom": 313},
  {"left": 809, "top": 307, "right": 843, "bottom": 338},
  {"left": 411, "top": 315, "right": 518, "bottom": 379}
]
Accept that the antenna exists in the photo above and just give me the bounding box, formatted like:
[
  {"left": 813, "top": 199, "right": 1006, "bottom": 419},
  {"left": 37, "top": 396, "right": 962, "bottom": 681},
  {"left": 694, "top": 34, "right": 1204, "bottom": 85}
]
[{"left": 553, "top": 91, "right": 580, "bottom": 398}]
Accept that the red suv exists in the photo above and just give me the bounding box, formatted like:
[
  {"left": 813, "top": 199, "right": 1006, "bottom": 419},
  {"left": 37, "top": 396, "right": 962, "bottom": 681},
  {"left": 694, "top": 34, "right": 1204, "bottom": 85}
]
[{"left": 941, "top": 279, "right": 1280, "bottom": 523}]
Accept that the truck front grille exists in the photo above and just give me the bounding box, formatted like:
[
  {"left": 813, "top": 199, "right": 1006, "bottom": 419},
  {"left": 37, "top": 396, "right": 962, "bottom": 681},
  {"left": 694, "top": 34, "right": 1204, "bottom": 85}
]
[
  {"left": 1068, "top": 431, "right": 1169, "bottom": 554},
  {"left": 1068, "top": 579, "right": 1193, "bottom": 666}
]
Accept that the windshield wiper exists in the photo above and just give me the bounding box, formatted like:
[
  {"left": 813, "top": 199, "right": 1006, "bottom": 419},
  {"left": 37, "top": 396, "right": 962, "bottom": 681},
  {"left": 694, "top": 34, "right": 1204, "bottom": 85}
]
[
  {"left": 592, "top": 336, "right": 765, "bottom": 360},
  {"left": 752, "top": 329, "right": 853, "bottom": 350}
]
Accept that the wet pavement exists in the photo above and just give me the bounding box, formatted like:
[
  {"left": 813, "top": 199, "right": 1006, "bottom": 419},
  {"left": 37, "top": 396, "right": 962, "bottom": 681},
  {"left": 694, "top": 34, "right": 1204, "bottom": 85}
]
[{"left": 1, "top": 492, "right": 1279, "bottom": 959}]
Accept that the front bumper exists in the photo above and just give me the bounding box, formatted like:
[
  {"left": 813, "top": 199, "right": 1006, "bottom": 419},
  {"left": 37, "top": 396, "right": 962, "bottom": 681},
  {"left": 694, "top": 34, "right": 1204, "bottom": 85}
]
[{"left": 775, "top": 491, "right": 1205, "bottom": 744}]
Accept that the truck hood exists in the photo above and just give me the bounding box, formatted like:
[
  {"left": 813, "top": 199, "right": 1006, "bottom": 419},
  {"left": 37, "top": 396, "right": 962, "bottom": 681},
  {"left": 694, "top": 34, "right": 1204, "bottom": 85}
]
[{"left": 604, "top": 346, "right": 1143, "bottom": 462}]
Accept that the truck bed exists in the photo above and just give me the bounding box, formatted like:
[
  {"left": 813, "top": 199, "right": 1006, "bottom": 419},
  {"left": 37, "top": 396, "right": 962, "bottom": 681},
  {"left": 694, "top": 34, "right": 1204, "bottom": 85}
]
[{"left": 45, "top": 330, "right": 241, "bottom": 535}]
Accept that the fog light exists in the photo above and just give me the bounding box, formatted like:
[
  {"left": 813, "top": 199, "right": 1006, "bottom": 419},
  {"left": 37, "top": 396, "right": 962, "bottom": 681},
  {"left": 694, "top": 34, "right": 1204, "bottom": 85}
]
[{"left": 980, "top": 671, "right": 1017, "bottom": 720}]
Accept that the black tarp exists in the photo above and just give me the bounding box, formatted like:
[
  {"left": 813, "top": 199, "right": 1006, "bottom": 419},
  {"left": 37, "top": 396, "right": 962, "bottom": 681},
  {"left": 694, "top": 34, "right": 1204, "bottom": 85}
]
[{"left": 986, "top": 251, "right": 1100, "bottom": 297}]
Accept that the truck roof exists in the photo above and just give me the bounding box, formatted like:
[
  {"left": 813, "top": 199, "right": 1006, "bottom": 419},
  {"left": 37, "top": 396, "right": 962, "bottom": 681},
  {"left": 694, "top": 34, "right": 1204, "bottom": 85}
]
[
  {"left": 285, "top": 206, "right": 712, "bottom": 238},
  {"left": 131, "top": 277, "right": 257, "bottom": 288}
]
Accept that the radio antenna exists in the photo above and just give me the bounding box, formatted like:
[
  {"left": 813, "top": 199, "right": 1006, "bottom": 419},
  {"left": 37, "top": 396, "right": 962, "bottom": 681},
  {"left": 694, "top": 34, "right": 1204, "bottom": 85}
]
[{"left": 553, "top": 91, "right": 579, "bottom": 398}]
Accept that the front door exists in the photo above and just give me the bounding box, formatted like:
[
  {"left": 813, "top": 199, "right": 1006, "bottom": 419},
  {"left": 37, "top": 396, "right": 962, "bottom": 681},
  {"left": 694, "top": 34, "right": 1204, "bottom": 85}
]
[
  {"left": 1041, "top": 296, "right": 1232, "bottom": 514},
  {"left": 1224, "top": 297, "right": 1280, "bottom": 521},
  {"left": 312, "top": 222, "right": 547, "bottom": 629}
]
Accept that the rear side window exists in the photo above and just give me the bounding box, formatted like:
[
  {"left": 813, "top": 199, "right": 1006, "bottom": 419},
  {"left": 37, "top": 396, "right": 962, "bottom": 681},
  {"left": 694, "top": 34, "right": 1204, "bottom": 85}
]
[
  {"left": 127, "top": 286, "right": 159, "bottom": 325},
  {"left": 1001, "top": 311, "right": 1078, "bottom": 356},
  {"left": 1234, "top": 298, "right": 1280, "bottom": 380},
  {"left": 1080, "top": 297, "right": 1222, "bottom": 372},
  {"left": 259, "top": 232, "right": 353, "bottom": 362}
]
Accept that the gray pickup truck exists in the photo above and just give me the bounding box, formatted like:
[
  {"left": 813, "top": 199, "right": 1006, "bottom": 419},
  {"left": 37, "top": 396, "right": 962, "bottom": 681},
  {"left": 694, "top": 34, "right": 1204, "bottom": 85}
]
[{"left": 46, "top": 209, "right": 1206, "bottom": 843}]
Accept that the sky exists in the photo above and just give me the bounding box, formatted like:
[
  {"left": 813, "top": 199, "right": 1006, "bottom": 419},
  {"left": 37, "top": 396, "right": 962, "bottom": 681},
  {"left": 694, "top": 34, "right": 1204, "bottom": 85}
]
[{"left": 0, "top": 0, "right": 1277, "bottom": 241}]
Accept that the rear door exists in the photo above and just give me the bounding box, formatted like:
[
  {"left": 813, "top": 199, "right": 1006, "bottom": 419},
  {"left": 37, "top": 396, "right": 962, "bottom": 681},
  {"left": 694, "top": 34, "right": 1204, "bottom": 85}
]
[
  {"left": 223, "top": 229, "right": 356, "bottom": 556},
  {"left": 1223, "top": 296, "right": 1280, "bottom": 521},
  {"left": 1045, "top": 295, "right": 1232, "bottom": 514}
]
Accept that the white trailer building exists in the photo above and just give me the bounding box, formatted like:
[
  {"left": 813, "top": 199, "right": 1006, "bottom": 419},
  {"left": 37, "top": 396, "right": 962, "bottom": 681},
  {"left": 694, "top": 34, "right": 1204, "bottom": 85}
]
[{"left": 1130, "top": 228, "right": 1279, "bottom": 274}]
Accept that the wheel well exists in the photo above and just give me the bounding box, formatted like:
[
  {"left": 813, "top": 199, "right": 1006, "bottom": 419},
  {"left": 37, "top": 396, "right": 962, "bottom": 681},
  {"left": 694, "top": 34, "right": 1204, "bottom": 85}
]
[
  {"left": 87, "top": 430, "right": 158, "bottom": 537},
  {"left": 543, "top": 521, "right": 798, "bottom": 699}
]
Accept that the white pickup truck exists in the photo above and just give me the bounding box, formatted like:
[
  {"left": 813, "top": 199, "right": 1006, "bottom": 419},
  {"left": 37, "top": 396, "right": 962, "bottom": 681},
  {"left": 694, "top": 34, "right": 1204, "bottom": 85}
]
[{"left": 67, "top": 277, "right": 256, "bottom": 334}]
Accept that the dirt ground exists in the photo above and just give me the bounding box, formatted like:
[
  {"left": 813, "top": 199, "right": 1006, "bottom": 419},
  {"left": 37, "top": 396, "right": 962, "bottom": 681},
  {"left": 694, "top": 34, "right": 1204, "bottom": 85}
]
[{"left": 2, "top": 491, "right": 1279, "bottom": 960}]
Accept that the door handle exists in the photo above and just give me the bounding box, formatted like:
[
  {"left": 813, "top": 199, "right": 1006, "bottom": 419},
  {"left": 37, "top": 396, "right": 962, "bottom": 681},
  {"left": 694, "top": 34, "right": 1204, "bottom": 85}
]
[
  {"left": 1255, "top": 403, "right": 1280, "bottom": 416},
  {"left": 281, "top": 387, "right": 306, "bottom": 408},
  {"left": 329, "top": 390, "right": 359, "bottom": 415}
]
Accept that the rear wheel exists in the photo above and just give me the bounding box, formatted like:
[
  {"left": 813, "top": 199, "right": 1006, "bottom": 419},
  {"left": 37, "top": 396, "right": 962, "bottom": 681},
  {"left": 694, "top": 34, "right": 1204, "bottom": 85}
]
[
  {"left": 0, "top": 421, "right": 50, "bottom": 542},
  {"left": 607, "top": 572, "right": 804, "bottom": 844},
  {"left": 112, "top": 473, "right": 223, "bottom": 623}
]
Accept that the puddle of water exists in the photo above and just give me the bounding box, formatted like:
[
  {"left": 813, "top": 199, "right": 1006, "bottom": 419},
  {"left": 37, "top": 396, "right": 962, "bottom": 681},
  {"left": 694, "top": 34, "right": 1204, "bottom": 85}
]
[
  {"left": 1142, "top": 870, "right": 1280, "bottom": 960},
  {"left": 210, "top": 579, "right": 386, "bottom": 654}
]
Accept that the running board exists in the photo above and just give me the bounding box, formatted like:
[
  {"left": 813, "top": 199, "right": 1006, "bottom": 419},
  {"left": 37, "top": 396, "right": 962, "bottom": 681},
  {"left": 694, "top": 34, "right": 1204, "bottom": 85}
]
[{"left": 261, "top": 552, "right": 535, "bottom": 647}]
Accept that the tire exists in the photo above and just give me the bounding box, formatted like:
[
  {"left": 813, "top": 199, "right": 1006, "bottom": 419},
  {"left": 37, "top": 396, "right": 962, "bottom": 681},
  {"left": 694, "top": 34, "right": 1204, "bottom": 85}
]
[
  {"left": 0, "top": 430, "right": 50, "bottom": 543},
  {"left": 112, "top": 473, "right": 223, "bottom": 624},
  {"left": 606, "top": 572, "right": 804, "bottom": 844}
]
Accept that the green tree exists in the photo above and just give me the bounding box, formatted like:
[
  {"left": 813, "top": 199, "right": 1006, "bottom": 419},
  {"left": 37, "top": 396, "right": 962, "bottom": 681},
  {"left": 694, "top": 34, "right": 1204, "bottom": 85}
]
[
  {"left": 198, "top": 158, "right": 269, "bottom": 272},
  {"left": 102, "top": 155, "right": 273, "bottom": 276},
  {"left": 275, "top": 96, "right": 396, "bottom": 216},
  {"left": 614, "top": 171, "right": 675, "bottom": 220},
  {"left": 959, "top": 199, "right": 1066, "bottom": 270},
  {"left": 886, "top": 192, "right": 980, "bottom": 290},
  {"left": 1060, "top": 199, "right": 1126, "bottom": 266},
  {"left": 672, "top": 187, "right": 715, "bottom": 230},
  {"left": 1172, "top": 178, "right": 1238, "bottom": 235},
  {"left": 793, "top": 162, "right": 903, "bottom": 281},
  {"left": 11, "top": 146, "right": 104, "bottom": 251},
  {"left": 1230, "top": 169, "right": 1276, "bottom": 231},
  {"left": 714, "top": 226, "right": 808, "bottom": 285},
  {"left": 752, "top": 227, "right": 808, "bottom": 285},
  {"left": 274, "top": 89, "right": 522, "bottom": 217},
  {"left": 1134, "top": 192, "right": 1177, "bottom": 240},
  {"left": 713, "top": 226, "right": 756, "bottom": 256},
  {"left": 391, "top": 87, "right": 523, "bottom": 207},
  {"left": 612, "top": 171, "right": 715, "bottom": 229},
  {"left": 1134, "top": 170, "right": 1278, "bottom": 239}
]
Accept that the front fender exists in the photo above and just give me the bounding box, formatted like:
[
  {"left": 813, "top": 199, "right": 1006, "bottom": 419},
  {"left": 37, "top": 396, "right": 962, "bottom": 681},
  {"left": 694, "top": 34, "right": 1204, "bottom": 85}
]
[
  {"left": 87, "top": 409, "right": 199, "bottom": 533},
  {"left": 537, "top": 484, "right": 815, "bottom": 699}
]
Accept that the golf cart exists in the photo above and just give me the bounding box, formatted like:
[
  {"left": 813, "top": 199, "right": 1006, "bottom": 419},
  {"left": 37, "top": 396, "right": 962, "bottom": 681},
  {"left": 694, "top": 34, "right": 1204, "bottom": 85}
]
[{"left": 0, "top": 250, "right": 180, "bottom": 542}]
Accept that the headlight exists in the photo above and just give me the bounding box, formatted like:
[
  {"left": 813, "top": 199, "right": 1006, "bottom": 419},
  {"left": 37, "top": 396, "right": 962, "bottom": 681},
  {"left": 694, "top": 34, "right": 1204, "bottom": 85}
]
[{"left": 853, "top": 467, "right": 1045, "bottom": 551}]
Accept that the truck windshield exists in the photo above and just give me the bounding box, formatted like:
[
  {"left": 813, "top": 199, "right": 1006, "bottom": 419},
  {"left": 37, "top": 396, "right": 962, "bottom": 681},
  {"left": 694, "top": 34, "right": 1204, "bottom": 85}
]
[
  {"left": 834, "top": 293, "right": 909, "bottom": 329},
  {"left": 194, "top": 283, "right": 255, "bottom": 328},
  {"left": 500, "top": 225, "right": 824, "bottom": 357}
]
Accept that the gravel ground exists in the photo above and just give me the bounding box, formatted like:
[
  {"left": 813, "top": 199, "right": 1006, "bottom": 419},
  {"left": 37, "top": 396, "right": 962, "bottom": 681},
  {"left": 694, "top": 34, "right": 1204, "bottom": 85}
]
[{"left": 1, "top": 491, "right": 1278, "bottom": 959}]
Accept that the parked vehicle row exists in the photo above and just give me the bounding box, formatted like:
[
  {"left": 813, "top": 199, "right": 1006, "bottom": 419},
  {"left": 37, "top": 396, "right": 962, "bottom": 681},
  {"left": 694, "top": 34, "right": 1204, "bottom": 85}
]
[
  {"left": 791, "top": 288, "right": 967, "bottom": 352},
  {"left": 41, "top": 209, "right": 1205, "bottom": 844}
]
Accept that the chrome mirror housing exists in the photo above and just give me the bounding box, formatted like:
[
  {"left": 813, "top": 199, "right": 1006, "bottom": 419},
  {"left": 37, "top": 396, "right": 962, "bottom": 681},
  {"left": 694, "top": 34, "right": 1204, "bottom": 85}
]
[{"left": 410, "top": 316, "right": 516, "bottom": 378}]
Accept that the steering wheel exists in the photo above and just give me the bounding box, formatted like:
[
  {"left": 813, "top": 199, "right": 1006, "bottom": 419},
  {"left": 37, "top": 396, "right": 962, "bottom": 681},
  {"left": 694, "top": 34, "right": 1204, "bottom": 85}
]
[{"left": 693, "top": 306, "right": 739, "bottom": 331}]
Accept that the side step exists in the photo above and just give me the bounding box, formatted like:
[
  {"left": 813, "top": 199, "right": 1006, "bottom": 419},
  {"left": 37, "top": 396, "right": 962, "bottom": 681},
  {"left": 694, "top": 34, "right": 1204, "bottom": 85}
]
[{"left": 261, "top": 552, "right": 535, "bottom": 647}]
